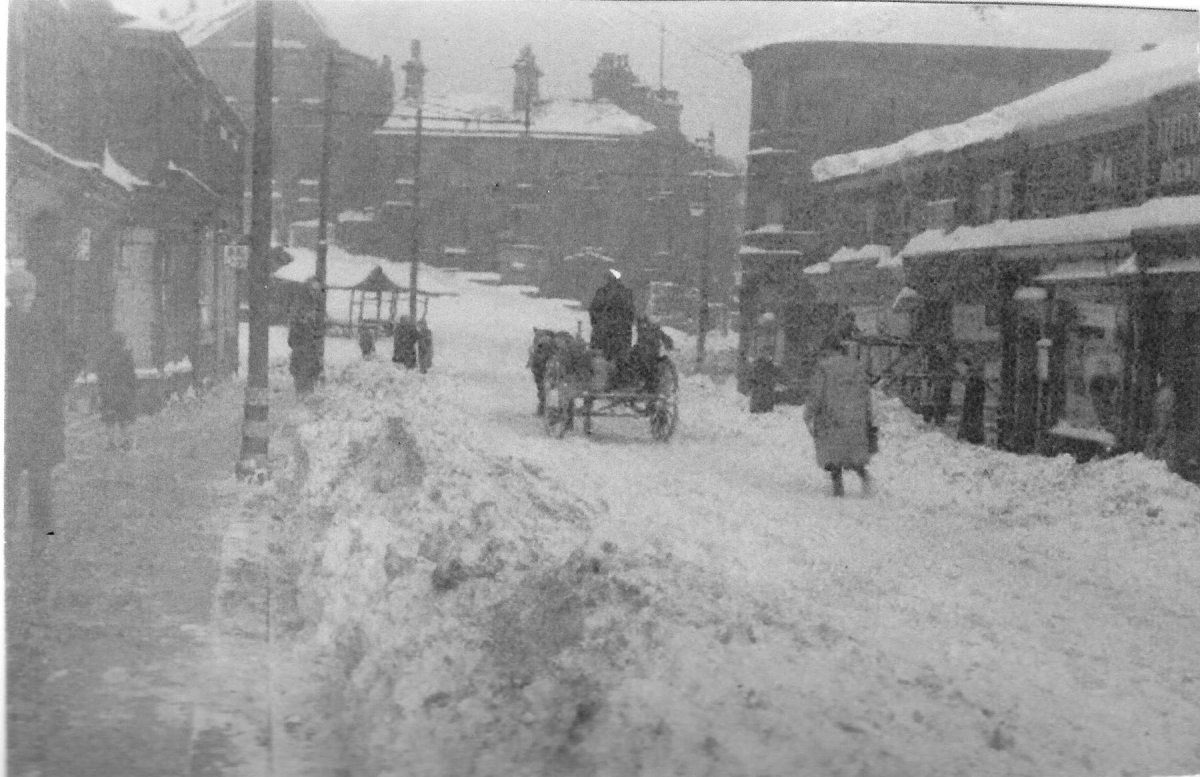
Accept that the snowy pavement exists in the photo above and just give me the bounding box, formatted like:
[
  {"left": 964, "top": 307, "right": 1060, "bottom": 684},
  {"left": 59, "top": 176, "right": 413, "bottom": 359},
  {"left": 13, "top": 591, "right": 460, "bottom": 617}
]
[{"left": 254, "top": 265, "right": 1200, "bottom": 776}]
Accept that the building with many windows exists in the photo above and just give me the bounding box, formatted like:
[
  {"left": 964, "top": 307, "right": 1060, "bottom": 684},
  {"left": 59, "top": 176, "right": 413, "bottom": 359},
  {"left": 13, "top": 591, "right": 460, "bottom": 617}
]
[
  {"left": 803, "top": 37, "right": 1199, "bottom": 478},
  {"left": 7, "top": 0, "right": 246, "bottom": 403}
]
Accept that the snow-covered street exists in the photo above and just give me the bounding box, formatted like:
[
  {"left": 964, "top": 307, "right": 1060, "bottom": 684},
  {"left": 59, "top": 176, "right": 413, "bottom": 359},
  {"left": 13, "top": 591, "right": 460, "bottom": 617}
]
[{"left": 249, "top": 266, "right": 1200, "bottom": 776}]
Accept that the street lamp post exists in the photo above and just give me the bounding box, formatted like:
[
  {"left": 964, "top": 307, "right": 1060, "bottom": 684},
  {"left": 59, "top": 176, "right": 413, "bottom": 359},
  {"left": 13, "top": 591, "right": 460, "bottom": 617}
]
[{"left": 403, "top": 40, "right": 426, "bottom": 321}]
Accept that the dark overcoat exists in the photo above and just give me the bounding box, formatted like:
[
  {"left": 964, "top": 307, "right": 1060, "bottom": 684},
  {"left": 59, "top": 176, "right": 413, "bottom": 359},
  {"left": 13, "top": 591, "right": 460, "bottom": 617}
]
[
  {"left": 97, "top": 338, "right": 138, "bottom": 427},
  {"left": 588, "top": 278, "right": 635, "bottom": 362},
  {"left": 5, "top": 302, "right": 70, "bottom": 469},
  {"left": 803, "top": 352, "right": 873, "bottom": 468}
]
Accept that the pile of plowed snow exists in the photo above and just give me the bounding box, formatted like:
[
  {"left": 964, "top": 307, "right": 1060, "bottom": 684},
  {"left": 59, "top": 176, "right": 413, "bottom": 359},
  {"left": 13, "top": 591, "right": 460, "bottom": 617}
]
[{"left": 270, "top": 359, "right": 1199, "bottom": 776}]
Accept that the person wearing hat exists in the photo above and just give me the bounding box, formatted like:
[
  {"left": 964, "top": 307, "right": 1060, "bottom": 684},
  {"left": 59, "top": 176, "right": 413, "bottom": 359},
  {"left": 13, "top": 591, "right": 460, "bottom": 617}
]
[
  {"left": 287, "top": 280, "right": 323, "bottom": 394},
  {"left": 803, "top": 332, "right": 876, "bottom": 497},
  {"left": 587, "top": 267, "right": 636, "bottom": 371},
  {"left": 5, "top": 267, "right": 72, "bottom": 546}
]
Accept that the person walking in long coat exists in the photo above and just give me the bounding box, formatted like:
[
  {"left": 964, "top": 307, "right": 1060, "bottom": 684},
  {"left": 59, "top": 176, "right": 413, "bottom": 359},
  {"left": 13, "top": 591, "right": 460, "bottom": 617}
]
[
  {"left": 288, "top": 306, "right": 321, "bottom": 395},
  {"left": 358, "top": 324, "right": 376, "bottom": 359},
  {"left": 803, "top": 335, "right": 876, "bottom": 497},
  {"left": 588, "top": 268, "right": 635, "bottom": 364},
  {"left": 97, "top": 330, "right": 138, "bottom": 450},
  {"left": 416, "top": 320, "right": 433, "bottom": 374},
  {"left": 392, "top": 316, "right": 419, "bottom": 369},
  {"left": 5, "top": 268, "right": 72, "bottom": 544}
]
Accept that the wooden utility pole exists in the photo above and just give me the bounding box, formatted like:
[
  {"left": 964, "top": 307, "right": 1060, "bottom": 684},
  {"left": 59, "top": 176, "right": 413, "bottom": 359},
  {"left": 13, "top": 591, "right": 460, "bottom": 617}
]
[
  {"left": 315, "top": 44, "right": 336, "bottom": 377},
  {"left": 237, "top": 0, "right": 273, "bottom": 479},
  {"left": 403, "top": 40, "right": 426, "bottom": 320},
  {"left": 695, "top": 130, "right": 716, "bottom": 370}
]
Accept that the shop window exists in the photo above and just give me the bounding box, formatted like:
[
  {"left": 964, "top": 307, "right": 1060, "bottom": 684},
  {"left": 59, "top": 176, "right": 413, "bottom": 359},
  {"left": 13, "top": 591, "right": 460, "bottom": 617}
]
[{"left": 1089, "top": 154, "right": 1115, "bottom": 186}]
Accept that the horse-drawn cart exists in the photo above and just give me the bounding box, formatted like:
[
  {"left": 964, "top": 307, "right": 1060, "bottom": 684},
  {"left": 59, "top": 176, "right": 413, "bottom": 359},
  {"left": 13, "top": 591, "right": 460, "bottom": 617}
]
[{"left": 540, "top": 350, "right": 679, "bottom": 441}]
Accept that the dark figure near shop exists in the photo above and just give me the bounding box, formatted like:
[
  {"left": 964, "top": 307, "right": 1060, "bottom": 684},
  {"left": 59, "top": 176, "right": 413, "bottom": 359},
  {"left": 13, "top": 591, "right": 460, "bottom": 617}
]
[
  {"left": 288, "top": 307, "right": 322, "bottom": 395},
  {"left": 97, "top": 330, "right": 138, "bottom": 451},
  {"left": 358, "top": 325, "right": 376, "bottom": 359},
  {"left": 392, "top": 316, "right": 420, "bottom": 369},
  {"left": 588, "top": 268, "right": 636, "bottom": 364},
  {"left": 957, "top": 358, "right": 987, "bottom": 445},
  {"left": 925, "top": 341, "right": 956, "bottom": 425},
  {"left": 1145, "top": 374, "right": 1176, "bottom": 466},
  {"left": 804, "top": 335, "right": 875, "bottom": 497},
  {"left": 416, "top": 320, "right": 433, "bottom": 374},
  {"left": 5, "top": 267, "right": 72, "bottom": 545}
]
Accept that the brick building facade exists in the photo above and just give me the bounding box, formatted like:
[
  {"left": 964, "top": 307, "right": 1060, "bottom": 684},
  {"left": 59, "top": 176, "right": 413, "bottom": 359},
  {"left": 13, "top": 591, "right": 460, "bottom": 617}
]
[
  {"left": 805, "top": 38, "right": 1200, "bottom": 478},
  {"left": 735, "top": 37, "right": 1109, "bottom": 391},
  {"left": 7, "top": 0, "right": 245, "bottom": 406}
]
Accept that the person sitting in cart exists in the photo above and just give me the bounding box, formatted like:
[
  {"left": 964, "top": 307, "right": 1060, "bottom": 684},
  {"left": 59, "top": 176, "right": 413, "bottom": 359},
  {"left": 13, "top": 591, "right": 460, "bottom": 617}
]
[
  {"left": 588, "top": 268, "right": 636, "bottom": 371},
  {"left": 626, "top": 315, "right": 674, "bottom": 393}
]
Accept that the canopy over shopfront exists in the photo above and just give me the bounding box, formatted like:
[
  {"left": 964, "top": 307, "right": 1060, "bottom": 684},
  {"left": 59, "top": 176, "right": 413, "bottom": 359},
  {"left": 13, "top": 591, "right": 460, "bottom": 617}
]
[{"left": 272, "top": 245, "right": 457, "bottom": 328}]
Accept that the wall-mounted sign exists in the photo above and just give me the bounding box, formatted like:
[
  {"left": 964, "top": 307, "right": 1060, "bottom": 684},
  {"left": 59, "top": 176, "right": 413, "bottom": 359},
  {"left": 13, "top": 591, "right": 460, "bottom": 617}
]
[{"left": 224, "top": 244, "right": 249, "bottom": 270}]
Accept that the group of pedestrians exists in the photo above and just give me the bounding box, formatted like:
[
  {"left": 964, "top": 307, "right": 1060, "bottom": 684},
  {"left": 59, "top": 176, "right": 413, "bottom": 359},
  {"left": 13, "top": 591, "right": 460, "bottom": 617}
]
[{"left": 286, "top": 279, "right": 434, "bottom": 395}]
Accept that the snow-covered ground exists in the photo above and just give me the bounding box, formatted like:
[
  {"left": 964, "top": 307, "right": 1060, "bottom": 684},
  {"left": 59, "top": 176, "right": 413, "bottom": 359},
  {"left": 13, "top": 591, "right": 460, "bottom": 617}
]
[{"left": 253, "top": 263, "right": 1200, "bottom": 776}]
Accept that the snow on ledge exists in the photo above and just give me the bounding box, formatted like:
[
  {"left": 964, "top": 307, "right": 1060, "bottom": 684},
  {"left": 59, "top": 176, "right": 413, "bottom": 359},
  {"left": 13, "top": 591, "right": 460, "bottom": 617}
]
[
  {"left": 900, "top": 195, "right": 1200, "bottom": 258},
  {"left": 813, "top": 37, "right": 1199, "bottom": 182}
]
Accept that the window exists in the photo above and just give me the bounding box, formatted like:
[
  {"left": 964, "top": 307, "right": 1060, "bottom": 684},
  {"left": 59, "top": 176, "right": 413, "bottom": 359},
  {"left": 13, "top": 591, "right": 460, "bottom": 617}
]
[{"left": 1089, "top": 154, "right": 1115, "bottom": 186}]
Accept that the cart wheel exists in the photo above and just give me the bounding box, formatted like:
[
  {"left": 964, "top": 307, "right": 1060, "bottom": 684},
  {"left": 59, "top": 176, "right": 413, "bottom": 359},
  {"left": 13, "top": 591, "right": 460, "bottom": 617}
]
[
  {"left": 650, "top": 359, "right": 679, "bottom": 441},
  {"left": 543, "top": 362, "right": 572, "bottom": 439}
]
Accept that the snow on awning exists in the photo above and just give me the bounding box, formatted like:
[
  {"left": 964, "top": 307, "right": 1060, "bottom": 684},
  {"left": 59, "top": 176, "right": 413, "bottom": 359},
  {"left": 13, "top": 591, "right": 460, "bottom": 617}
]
[
  {"left": 803, "top": 261, "right": 832, "bottom": 275},
  {"left": 1048, "top": 421, "right": 1115, "bottom": 449},
  {"left": 812, "top": 38, "right": 1197, "bottom": 183},
  {"left": 1147, "top": 256, "right": 1200, "bottom": 274},
  {"left": 892, "top": 286, "right": 922, "bottom": 313},
  {"left": 738, "top": 246, "right": 804, "bottom": 257},
  {"left": 901, "top": 195, "right": 1200, "bottom": 260},
  {"left": 1034, "top": 257, "right": 1132, "bottom": 284}
]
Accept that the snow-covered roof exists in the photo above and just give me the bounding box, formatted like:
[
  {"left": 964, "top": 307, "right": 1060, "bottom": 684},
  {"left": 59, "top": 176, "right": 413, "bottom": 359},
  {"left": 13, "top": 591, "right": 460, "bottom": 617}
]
[
  {"left": 901, "top": 194, "right": 1200, "bottom": 258},
  {"left": 735, "top": 3, "right": 1152, "bottom": 55},
  {"left": 338, "top": 210, "right": 373, "bottom": 223},
  {"left": 103, "top": 146, "right": 149, "bottom": 190},
  {"left": 378, "top": 94, "right": 654, "bottom": 140},
  {"left": 813, "top": 36, "right": 1198, "bottom": 183},
  {"left": 829, "top": 244, "right": 893, "bottom": 265},
  {"left": 272, "top": 245, "right": 459, "bottom": 296},
  {"left": 8, "top": 123, "right": 144, "bottom": 193},
  {"left": 738, "top": 246, "right": 804, "bottom": 256},
  {"left": 110, "top": 0, "right": 330, "bottom": 49}
]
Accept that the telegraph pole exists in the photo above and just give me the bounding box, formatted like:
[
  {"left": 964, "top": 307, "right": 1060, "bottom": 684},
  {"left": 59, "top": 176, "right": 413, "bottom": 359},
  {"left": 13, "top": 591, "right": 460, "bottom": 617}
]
[
  {"left": 403, "top": 40, "right": 426, "bottom": 320},
  {"left": 315, "top": 43, "right": 336, "bottom": 377},
  {"left": 694, "top": 130, "right": 716, "bottom": 370},
  {"left": 237, "top": 0, "right": 273, "bottom": 479}
]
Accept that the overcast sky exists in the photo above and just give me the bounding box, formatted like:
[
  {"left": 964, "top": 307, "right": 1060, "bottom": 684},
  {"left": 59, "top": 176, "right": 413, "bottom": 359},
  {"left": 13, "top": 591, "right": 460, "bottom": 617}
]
[{"left": 313, "top": 1, "right": 1197, "bottom": 162}]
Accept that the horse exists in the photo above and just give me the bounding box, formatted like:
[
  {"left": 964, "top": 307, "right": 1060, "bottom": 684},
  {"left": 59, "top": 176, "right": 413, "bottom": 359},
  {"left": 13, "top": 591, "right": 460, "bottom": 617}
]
[{"left": 528, "top": 327, "right": 568, "bottom": 415}]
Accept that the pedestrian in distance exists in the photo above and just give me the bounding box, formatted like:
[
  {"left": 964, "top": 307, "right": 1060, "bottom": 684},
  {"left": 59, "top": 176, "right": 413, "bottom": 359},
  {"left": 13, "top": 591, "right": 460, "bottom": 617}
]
[
  {"left": 288, "top": 288, "right": 322, "bottom": 395},
  {"left": 97, "top": 330, "right": 138, "bottom": 451},
  {"left": 803, "top": 333, "right": 877, "bottom": 497},
  {"left": 5, "top": 267, "right": 73, "bottom": 547},
  {"left": 392, "top": 316, "right": 419, "bottom": 369},
  {"left": 358, "top": 324, "right": 376, "bottom": 359},
  {"left": 587, "top": 268, "right": 636, "bottom": 365},
  {"left": 417, "top": 319, "right": 433, "bottom": 374},
  {"left": 1145, "top": 373, "right": 1176, "bottom": 467},
  {"left": 957, "top": 357, "right": 987, "bottom": 445}
]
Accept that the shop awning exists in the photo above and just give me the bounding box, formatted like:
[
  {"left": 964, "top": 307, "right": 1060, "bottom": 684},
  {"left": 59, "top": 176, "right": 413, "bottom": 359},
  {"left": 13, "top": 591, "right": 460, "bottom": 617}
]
[
  {"left": 1033, "top": 256, "right": 1135, "bottom": 283},
  {"left": 1146, "top": 256, "right": 1200, "bottom": 274}
]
